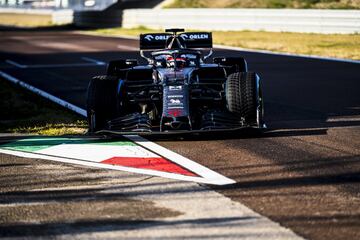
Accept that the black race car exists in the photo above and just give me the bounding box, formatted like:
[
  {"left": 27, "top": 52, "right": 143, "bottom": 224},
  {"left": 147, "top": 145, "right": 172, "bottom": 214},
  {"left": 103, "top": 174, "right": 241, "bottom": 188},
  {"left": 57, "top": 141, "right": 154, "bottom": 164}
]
[{"left": 87, "top": 29, "right": 264, "bottom": 135}]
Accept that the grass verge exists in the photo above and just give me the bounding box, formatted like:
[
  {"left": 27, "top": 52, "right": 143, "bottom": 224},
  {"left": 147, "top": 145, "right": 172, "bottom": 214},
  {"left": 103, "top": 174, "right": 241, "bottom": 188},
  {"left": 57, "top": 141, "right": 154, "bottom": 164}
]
[
  {"left": 89, "top": 27, "right": 360, "bottom": 60},
  {"left": 0, "top": 13, "right": 53, "bottom": 27},
  {"left": 0, "top": 78, "right": 87, "bottom": 136},
  {"left": 164, "top": 0, "right": 360, "bottom": 9}
]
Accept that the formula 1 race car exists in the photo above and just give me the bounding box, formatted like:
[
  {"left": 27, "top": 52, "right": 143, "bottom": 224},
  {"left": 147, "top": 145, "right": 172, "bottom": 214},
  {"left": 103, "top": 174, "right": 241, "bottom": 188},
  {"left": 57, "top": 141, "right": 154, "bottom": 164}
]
[{"left": 87, "top": 29, "right": 264, "bottom": 135}]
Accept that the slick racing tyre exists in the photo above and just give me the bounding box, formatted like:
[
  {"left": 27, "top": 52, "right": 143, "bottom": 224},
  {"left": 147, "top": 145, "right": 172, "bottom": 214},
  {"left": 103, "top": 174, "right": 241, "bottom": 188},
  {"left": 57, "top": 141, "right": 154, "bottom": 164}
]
[
  {"left": 87, "top": 75, "right": 118, "bottom": 132},
  {"left": 226, "top": 72, "right": 258, "bottom": 125}
]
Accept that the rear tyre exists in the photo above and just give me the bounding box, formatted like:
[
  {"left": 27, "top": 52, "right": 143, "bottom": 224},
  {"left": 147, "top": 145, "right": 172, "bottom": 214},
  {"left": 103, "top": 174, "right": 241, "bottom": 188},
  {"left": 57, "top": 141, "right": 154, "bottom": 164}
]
[
  {"left": 87, "top": 75, "right": 118, "bottom": 132},
  {"left": 226, "top": 72, "right": 258, "bottom": 125}
]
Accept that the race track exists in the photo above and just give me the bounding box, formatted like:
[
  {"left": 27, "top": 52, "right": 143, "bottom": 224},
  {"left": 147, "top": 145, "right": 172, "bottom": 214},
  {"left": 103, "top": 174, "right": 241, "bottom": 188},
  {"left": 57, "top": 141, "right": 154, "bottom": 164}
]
[{"left": 0, "top": 30, "right": 359, "bottom": 240}]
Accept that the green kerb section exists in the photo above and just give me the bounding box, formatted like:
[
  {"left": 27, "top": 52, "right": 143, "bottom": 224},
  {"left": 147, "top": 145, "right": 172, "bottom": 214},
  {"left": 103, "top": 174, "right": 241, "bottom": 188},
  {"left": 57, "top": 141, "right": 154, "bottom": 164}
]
[{"left": 0, "top": 137, "right": 136, "bottom": 152}]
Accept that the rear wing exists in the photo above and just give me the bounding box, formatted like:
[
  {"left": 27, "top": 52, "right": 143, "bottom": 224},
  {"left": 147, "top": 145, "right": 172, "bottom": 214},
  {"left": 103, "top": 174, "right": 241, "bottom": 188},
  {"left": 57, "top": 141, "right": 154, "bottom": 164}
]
[{"left": 140, "top": 32, "right": 213, "bottom": 50}]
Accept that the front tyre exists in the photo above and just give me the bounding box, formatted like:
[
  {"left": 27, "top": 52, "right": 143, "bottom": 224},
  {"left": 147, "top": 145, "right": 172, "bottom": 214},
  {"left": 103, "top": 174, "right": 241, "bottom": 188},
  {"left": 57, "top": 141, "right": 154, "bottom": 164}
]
[
  {"left": 87, "top": 75, "right": 118, "bottom": 132},
  {"left": 226, "top": 72, "right": 262, "bottom": 126}
]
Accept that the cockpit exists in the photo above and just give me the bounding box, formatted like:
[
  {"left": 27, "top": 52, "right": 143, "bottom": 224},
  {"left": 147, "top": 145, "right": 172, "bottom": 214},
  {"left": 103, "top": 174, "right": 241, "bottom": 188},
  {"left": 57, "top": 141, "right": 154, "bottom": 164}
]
[{"left": 153, "top": 53, "right": 199, "bottom": 68}]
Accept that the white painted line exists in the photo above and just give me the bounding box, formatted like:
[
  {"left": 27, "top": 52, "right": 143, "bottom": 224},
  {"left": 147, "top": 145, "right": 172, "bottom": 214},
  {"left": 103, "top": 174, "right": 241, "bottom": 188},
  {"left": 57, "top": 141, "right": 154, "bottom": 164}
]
[
  {"left": 5, "top": 60, "right": 26, "bottom": 68},
  {"left": 37, "top": 144, "right": 159, "bottom": 162},
  {"left": 125, "top": 135, "right": 236, "bottom": 185},
  {"left": 0, "top": 148, "right": 232, "bottom": 185},
  {"left": 81, "top": 57, "right": 107, "bottom": 65},
  {"left": 5, "top": 58, "right": 106, "bottom": 69},
  {"left": 6, "top": 62, "right": 103, "bottom": 69},
  {"left": 214, "top": 44, "right": 360, "bottom": 64},
  {"left": 28, "top": 63, "right": 104, "bottom": 68},
  {"left": 0, "top": 70, "right": 87, "bottom": 117}
]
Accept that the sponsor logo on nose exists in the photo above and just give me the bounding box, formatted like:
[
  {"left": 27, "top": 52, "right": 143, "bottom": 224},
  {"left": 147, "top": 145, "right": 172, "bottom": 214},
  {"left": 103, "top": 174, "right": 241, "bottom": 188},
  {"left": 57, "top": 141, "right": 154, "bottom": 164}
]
[
  {"left": 170, "top": 99, "right": 181, "bottom": 104},
  {"left": 144, "top": 35, "right": 154, "bottom": 41}
]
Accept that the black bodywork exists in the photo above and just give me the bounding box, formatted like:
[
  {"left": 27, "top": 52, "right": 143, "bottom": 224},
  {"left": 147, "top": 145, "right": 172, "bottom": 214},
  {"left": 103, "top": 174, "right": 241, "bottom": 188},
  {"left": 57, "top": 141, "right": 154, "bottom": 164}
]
[{"left": 87, "top": 29, "right": 265, "bottom": 135}]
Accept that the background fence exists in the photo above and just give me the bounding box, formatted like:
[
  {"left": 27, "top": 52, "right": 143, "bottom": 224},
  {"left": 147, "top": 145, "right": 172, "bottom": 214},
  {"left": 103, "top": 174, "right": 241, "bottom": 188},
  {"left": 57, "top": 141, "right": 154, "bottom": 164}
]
[
  {"left": 1, "top": 2, "right": 359, "bottom": 33},
  {"left": 0, "top": 0, "right": 117, "bottom": 10},
  {"left": 122, "top": 8, "right": 360, "bottom": 34}
]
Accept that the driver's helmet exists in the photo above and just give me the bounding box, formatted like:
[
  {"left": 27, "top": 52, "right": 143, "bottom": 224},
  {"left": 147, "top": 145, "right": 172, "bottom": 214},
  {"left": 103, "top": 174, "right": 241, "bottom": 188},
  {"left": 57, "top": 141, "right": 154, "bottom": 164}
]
[{"left": 166, "top": 56, "right": 186, "bottom": 68}]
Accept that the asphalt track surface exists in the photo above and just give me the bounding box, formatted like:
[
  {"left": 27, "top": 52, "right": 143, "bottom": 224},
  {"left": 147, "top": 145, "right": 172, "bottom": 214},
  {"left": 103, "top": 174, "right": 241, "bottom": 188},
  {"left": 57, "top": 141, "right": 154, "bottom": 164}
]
[{"left": 0, "top": 30, "right": 359, "bottom": 239}]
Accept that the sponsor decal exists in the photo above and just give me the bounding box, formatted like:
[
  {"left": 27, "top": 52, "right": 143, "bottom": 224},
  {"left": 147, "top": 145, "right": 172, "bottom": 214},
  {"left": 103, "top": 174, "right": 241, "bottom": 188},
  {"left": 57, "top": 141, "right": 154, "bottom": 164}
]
[
  {"left": 155, "top": 35, "right": 170, "bottom": 41},
  {"left": 167, "top": 95, "right": 184, "bottom": 98},
  {"left": 180, "top": 33, "right": 209, "bottom": 40},
  {"left": 144, "top": 34, "right": 170, "bottom": 41},
  {"left": 144, "top": 35, "right": 154, "bottom": 41},
  {"left": 169, "top": 99, "right": 181, "bottom": 104},
  {"left": 167, "top": 109, "right": 182, "bottom": 117},
  {"left": 169, "top": 86, "right": 182, "bottom": 90}
]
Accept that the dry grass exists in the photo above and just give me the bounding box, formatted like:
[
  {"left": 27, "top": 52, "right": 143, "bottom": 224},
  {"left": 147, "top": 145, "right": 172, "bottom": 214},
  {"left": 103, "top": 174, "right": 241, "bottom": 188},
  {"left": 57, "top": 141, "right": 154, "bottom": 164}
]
[
  {"left": 165, "top": 0, "right": 360, "bottom": 9},
  {"left": 213, "top": 31, "right": 360, "bottom": 60},
  {"left": 0, "top": 79, "right": 87, "bottom": 136},
  {"left": 91, "top": 27, "right": 360, "bottom": 60},
  {"left": 0, "top": 13, "right": 53, "bottom": 27}
]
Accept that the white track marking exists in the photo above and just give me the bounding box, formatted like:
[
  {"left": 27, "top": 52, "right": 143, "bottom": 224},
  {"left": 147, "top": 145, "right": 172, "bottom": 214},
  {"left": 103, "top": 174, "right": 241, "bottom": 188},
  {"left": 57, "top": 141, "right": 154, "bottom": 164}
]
[
  {"left": 0, "top": 71, "right": 87, "bottom": 116},
  {"left": 5, "top": 58, "right": 106, "bottom": 69},
  {"left": 5, "top": 60, "right": 27, "bottom": 68},
  {"left": 214, "top": 44, "right": 360, "bottom": 64},
  {"left": 0, "top": 148, "right": 232, "bottom": 185},
  {"left": 125, "top": 135, "right": 235, "bottom": 185},
  {"left": 37, "top": 144, "right": 159, "bottom": 162},
  {"left": 19, "top": 62, "right": 104, "bottom": 68}
]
